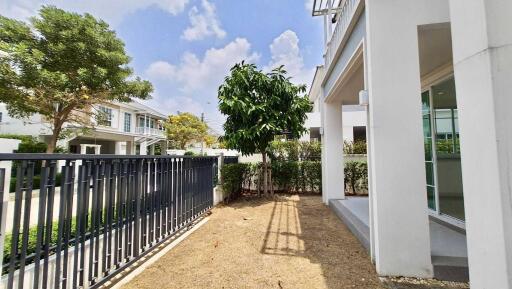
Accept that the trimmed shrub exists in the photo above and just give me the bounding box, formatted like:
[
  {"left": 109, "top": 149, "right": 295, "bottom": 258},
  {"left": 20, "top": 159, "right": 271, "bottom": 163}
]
[
  {"left": 344, "top": 161, "right": 368, "bottom": 195},
  {"left": 270, "top": 161, "right": 322, "bottom": 193},
  {"left": 343, "top": 140, "right": 367, "bottom": 155},
  {"left": 271, "top": 161, "right": 300, "bottom": 192},
  {"left": 268, "top": 140, "right": 321, "bottom": 162},
  {"left": 221, "top": 163, "right": 251, "bottom": 202},
  {"left": 302, "top": 161, "right": 322, "bottom": 192}
]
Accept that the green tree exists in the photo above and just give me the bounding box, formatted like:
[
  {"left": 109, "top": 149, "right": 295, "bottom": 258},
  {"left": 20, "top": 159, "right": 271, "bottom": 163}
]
[
  {"left": 218, "top": 62, "right": 312, "bottom": 195},
  {"left": 0, "top": 6, "right": 153, "bottom": 153},
  {"left": 165, "top": 112, "right": 208, "bottom": 149}
]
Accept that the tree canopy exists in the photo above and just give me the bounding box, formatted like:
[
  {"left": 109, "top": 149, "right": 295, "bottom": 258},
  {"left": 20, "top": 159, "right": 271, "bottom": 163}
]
[
  {"left": 0, "top": 6, "right": 153, "bottom": 152},
  {"left": 165, "top": 112, "right": 208, "bottom": 150},
  {"left": 218, "top": 62, "right": 312, "bottom": 195},
  {"left": 218, "top": 62, "right": 312, "bottom": 155}
]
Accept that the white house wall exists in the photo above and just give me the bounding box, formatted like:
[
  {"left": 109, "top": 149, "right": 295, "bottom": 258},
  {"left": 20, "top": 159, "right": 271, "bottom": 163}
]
[
  {"left": 342, "top": 108, "right": 366, "bottom": 142},
  {"left": 449, "top": 0, "right": 512, "bottom": 287},
  {"left": 0, "top": 104, "right": 47, "bottom": 137},
  {"left": 365, "top": 0, "right": 450, "bottom": 278},
  {"left": 324, "top": 11, "right": 366, "bottom": 98}
]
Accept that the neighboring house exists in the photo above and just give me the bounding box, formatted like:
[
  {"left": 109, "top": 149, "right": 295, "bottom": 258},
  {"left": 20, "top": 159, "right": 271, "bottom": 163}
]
[
  {"left": 302, "top": 67, "right": 367, "bottom": 143},
  {"left": 311, "top": 0, "right": 510, "bottom": 287},
  {"left": 0, "top": 101, "right": 167, "bottom": 155}
]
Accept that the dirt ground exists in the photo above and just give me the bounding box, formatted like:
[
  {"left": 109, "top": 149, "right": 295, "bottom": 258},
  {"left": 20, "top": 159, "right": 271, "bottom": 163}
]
[{"left": 121, "top": 194, "right": 385, "bottom": 289}]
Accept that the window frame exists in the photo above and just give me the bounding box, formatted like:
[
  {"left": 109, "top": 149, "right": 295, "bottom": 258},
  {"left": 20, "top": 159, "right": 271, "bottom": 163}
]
[{"left": 124, "top": 112, "right": 132, "bottom": 132}]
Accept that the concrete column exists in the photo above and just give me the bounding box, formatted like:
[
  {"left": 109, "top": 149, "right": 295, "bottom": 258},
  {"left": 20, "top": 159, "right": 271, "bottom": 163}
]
[
  {"left": 149, "top": 144, "right": 155, "bottom": 155},
  {"left": 0, "top": 139, "right": 20, "bottom": 269},
  {"left": 139, "top": 141, "right": 148, "bottom": 156},
  {"left": 80, "top": 144, "right": 87, "bottom": 154},
  {"left": 115, "top": 141, "right": 126, "bottom": 155},
  {"left": 449, "top": 1, "right": 512, "bottom": 287},
  {"left": 321, "top": 100, "right": 344, "bottom": 204},
  {"left": 364, "top": 0, "right": 450, "bottom": 278},
  {"left": 126, "top": 141, "right": 135, "bottom": 155}
]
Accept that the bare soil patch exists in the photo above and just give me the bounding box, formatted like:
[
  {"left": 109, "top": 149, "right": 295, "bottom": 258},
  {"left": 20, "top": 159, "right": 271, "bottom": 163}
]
[{"left": 121, "top": 195, "right": 387, "bottom": 289}]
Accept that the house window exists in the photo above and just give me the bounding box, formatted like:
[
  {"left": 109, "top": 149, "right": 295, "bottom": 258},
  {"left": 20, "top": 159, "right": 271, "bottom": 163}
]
[
  {"left": 97, "top": 106, "right": 113, "bottom": 127},
  {"left": 0, "top": 112, "right": 3, "bottom": 123},
  {"left": 124, "top": 112, "right": 131, "bottom": 132},
  {"left": 353, "top": 126, "right": 366, "bottom": 142}
]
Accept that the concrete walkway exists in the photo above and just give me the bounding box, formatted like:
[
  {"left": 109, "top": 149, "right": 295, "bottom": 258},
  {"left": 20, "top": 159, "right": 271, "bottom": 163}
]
[{"left": 121, "top": 195, "right": 385, "bottom": 289}]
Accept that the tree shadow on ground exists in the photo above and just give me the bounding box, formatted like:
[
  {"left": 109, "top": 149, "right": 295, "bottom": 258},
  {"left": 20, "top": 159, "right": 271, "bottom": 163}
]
[{"left": 225, "top": 194, "right": 385, "bottom": 289}]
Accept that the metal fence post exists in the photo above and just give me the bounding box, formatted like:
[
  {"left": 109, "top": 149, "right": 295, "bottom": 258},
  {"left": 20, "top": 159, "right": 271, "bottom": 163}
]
[
  {"left": 0, "top": 139, "right": 21, "bottom": 271},
  {"left": 218, "top": 153, "right": 224, "bottom": 186}
]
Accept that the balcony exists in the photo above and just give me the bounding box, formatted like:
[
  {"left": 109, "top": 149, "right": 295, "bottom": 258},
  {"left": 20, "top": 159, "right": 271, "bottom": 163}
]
[
  {"left": 135, "top": 126, "right": 165, "bottom": 137},
  {"left": 324, "top": 0, "right": 362, "bottom": 71}
]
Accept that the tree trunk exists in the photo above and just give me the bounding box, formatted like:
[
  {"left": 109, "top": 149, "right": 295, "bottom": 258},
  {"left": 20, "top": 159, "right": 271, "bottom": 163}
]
[
  {"left": 46, "top": 119, "right": 63, "bottom": 154},
  {"left": 262, "top": 152, "right": 268, "bottom": 196}
]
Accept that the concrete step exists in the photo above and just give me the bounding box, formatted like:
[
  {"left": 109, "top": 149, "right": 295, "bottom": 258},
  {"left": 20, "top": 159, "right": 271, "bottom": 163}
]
[
  {"left": 329, "top": 199, "right": 371, "bottom": 252},
  {"left": 329, "top": 198, "right": 469, "bottom": 282}
]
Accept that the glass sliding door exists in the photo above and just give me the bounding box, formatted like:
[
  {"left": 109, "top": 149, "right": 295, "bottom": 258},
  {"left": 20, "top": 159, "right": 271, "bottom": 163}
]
[
  {"left": 432, "top": 77, "right": 465, "bottom": 221},
  {"left": 421, "top": 91, "right": 437, "bottom": 210},
  {"left": 421, "top": 76, "right": 465, "bottom": 222}
]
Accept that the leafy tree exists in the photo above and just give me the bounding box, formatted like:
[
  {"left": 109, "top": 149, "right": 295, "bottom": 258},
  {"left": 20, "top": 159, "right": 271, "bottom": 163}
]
[
  {"left": 0, "top": 6, "right": 153, "bottom": 153},
  {"left": 165, "top": 112, "right": 208, "bottom": 149},
  {"left": 218, "top": 62, "right": 312, "bottom": 195},
  {"left": 204, "top": 134, "right": 218, "bottom": 148}
]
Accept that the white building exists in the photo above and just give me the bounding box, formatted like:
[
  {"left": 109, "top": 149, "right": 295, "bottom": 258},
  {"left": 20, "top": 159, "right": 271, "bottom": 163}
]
[
  {"left": 303, "top": 66, "right": 367, "bottom": 143},
  {"left": 0, "top": 101, "right": 167, "bottom": 155},
  {"left": 311, "top": 0, "right": 511, "bottom": 287}
]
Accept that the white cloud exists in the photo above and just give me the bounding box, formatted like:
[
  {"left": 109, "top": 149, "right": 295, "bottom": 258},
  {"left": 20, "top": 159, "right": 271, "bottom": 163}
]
[
  {"left": 144, "top": 38, "right": 260, "bottom": 132},
  {"left": 146, "top": 93, "right": 204, "bottom": 117},
  {"left": 145, "top": 33, "right": 316, "bottom": 132},
  {"left": 146, "top": 61, "right": 177, "bottom": 80},
  {"left": 182, "top": 0, "right": 226, "bottom": 41},
  {"left": 0, "top": 0, "right": 190, "bottom": 26},
  {"left": 147, "top": 38, "right": 259, "bottom": 93},
  {"left": 265, "top": 30, "right": 315, "bottom": 87}
]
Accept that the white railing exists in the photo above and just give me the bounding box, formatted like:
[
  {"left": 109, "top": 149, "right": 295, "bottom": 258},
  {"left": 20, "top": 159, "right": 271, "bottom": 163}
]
[
  {"left": 324, "top": 0, "right": 360, "bottom": 70},
  {"left": 135, "top": 126, "right": 165, "bottom": 137}
]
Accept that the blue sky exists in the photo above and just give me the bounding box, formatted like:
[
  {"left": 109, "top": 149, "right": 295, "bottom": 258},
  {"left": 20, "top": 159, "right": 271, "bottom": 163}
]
[{"left": 2, "top": 0, "right": 323, "bottom": 133}]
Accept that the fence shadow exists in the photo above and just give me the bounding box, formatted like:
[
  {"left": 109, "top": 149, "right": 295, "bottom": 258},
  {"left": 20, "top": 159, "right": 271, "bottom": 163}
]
[{"left": 256, "top": 195, "right": 381, "bottom": 289}]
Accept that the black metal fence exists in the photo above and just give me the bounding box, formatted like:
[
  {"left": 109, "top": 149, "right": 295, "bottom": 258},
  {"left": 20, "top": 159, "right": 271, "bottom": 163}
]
[
  {"left": 0, "top": 154, "right": 217, "bottom": 289},
  {"left": 223, "top": 156, "right": 239, "bottom": 165}
]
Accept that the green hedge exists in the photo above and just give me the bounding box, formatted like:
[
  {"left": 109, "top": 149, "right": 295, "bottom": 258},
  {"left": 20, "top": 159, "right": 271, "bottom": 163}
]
[
  {"left": 220, "top": 163, "right": 251, "bottom": 202},
  {"left": 268, "top": 140, "right": 321, "bottom": 161},
  {"left": 343, "top": 140, "right": 367, "bottom": 155},
  {"left": 344, "top": 161, "right": 368, "bottom": 195},
  {"left": 220, "top": 161, "right": 322, "bottom": 199},
  {"left": 271, "top": 161, "right": 321, "bottom": 193}
]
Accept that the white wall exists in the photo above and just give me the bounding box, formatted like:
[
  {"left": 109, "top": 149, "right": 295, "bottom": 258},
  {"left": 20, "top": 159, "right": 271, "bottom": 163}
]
[
  {"left": 450, "top": 0, "right": 512, "bottom": 287},
  {"left": 0, "top": 104, "right": 46, "bottom": 136},
  {"left": 342, "top": 106, "right": 366, "bottom": 143},
  {"left": 365, "top": 0, "right": 450, "bottom": 278}
]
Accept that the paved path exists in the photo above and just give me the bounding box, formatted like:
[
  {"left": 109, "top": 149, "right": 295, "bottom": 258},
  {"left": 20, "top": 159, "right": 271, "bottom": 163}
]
[{"left": 122, "top": 195, "right": 385, "bottom": 289}]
